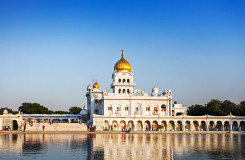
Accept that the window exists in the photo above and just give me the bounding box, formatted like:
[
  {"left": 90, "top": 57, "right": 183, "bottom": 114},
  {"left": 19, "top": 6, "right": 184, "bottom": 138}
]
[
  {"left": 108, "top": 107, "right": 112, "bottom": 111},
  {"left": 136, "top": 107, "right": 139, "bottom": 111},
  {"left": 95, "top": 109, "right": 98, "bottom": 114},
  {"left": 123, "top": 89, "right": 126, "bottom": 94},
  {"left": 161, "top": 108, "right": 166, "bottom": 111},
  {"left": 125, "top": 107, "right": 128, "bottom": 111},
  {"left": 127, "top": 89, "right": 130, "bottom": 94},
  {"left": 123, "top": 79, "right": 126, "bottom": 83},
  {"left": 146, "top": 107, "right": 150, "bottom": 111},
  {"left": 117, "top": 107, "right": 121, "bottom": 111},
  {"left": 127, "top": 79, "right": 130, "bottom": 83},
  {"left": 154, "top": 107, "right": 158, "bottom": 112},
  {"left": 118, "top": 79, "right": 121, "bottom": 83},
  {"left": 119, "top": 89, "right": 121, "bottom": 94}
]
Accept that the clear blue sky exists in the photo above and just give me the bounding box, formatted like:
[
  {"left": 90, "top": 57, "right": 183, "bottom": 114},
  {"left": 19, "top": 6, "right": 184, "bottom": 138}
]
[{"left": 0, "top": 0, "right": 245, "bottom": 111}]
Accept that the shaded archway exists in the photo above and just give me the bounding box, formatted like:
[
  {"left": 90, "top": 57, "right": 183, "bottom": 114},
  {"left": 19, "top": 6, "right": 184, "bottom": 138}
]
[
  {"left": 13, "top": 120, "right": 18, "bottom": 130},
  {"left": 104, "top": 120, "right": 109, "bottom": 130},
  {"left": 209, "top": 121, "right": 215, "bottom": 131},
  {"left": 168, "top": 121, "right": 175, "bottom": 131},
  {"left": 112, "top": 120, "right": 118, "bottom": 131},
  {"left": 128, "top": 120, "right": 134, "bottom": 131},
  {"left": 62, "top": 119, "right": 69, "bottom": 123},
  {"left": 119, "top": 120, "right": 126, "bottom": 131},
  {"left": 152, "top": 121, "right": 158, "bottom": 131},
  {"left": 136, "top": 121, "right": 143, "bottom": 131},
  {"left": 185, "top": 121, "right": 191, "bottom": 131},
  {"left": 216, "top": 121, "right": 223, "bottom": 131},
  {"left": 52, "top": 119, "right": 61, "bottom": 123},
  {"left": 224, "top": 121, "right": 230, "bottom": 131},
  {"left": 161, "top": 121, "right": 167, "bottom": 131},
  {"left": 144, "top": 120, "right": 151, "bottom": 131},
  {"left": 200, "top": 121, "right": 206, "bottom": 131},
  {"left": 232, "top": 121, "right": 238, "bottom": 131},
  {"left": 240, "top": 121, "right": 245, "bottom": 131},
  {"left": 192, "top": 121, "right": 199, "bottom": 131},
  {"left": 176, "top": 121, "right": 182, "bottom": 131}
]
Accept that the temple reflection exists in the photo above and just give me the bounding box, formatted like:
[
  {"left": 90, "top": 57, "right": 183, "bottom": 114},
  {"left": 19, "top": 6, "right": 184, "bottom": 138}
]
[{"left": 0, "top": 134, "right": 244, "bottom": 159}]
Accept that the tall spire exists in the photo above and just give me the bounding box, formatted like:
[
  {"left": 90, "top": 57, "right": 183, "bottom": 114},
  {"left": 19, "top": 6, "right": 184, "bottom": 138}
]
[{"left": 121, "top": 49, "right": 124, "bottom": 57}]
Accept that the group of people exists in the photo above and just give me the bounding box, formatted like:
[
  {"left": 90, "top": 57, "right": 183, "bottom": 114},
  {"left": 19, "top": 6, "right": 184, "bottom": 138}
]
[{"left": 89, "top": 125, "right": 96, "bottom": 132}]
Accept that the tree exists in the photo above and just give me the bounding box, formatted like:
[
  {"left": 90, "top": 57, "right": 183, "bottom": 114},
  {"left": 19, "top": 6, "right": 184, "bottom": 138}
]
[
  {"left": 18, "top": 102, "right": 49, "bottom": 114},
  {"left": 0, "top": 107, "right": 18, "bottom": 115},
  {"left": 69, "top": 106, "right": 82, "bottom": 114},
  {"left": 54, "top": 110, "right": 69, "bottom": 114},
  {"left": 187, "top": 104, "right": 207, "bottom": 116},
  {"left": 220, "top": 100, "right": 236, "bottom": 115},
  {"left": 206, "top": 99, "right": 223, "bottom": 116}
]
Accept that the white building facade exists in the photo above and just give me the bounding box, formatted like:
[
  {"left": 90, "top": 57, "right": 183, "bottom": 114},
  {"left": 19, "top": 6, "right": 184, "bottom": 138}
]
[{"left": 86, "top": 51, "right": 187, "bottom": 131}]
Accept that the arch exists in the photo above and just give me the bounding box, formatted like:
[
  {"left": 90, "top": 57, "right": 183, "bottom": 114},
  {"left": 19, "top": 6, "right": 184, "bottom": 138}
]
[
  {"left": 240, "top": 121, "right": 245, "bottom": 131},
  {"left": 136, "top": 120, "right": 143, "bottom": 131},
  {"left": 118, "top": 79, "right": 121, "bottom": 83},
  {"left": 123, "top": 79, "right": 126, "bottom": 83},
  {"left": 119, "top": 120, "right": 126, "bottom": 131},
  {"left": 209, "top": 121, "right": 215, "bottom": 131},
  {"left": 128, "top": 120, "right": 134, "bottom": 131},
  {"left": 119, "top": 89, "right": 121, "bottom": 94},
  {"left": 52, "top": 119, "right": 61, "bottom": 123},
  {"left": 123, "top": 89, "right": 126, "bottom": 94},
  {"left": 13, "top": 120, "right": 18, "bottom": 130},
  {"left": 200, "top": 121, "right": 207, "bottom": 131},
  {"left": 152, "top": 121, "right": 158, "bottom": 131},
  {"left": 185, "top": 121, "right": 191, "bottom": 131},
  {"left": 224, "top": 121, "right": 230, "bottom": 131},
  {"left": 161, "top": 121, "right": 167, "bottom": 131},
  {"left": 127, "top": 89, "right": 130, "bottom": 94},
  {"left": 62, "top": 119, "right": 69, "bottom": 123},
  {"left": 112, "top": 120, "right": 118, "bottom": 131},
  {"left": 168, "top": 121, "right": 175, "bottom": 131},
  {"left": 104, "top": 120, "right": 109, "bottom": 130},
  {"left": 232, "top": 121, "right": 238, "bottom": 131},
  {"left": 192, "top": 121, "right": 199, "bottom": 131},
  {"left": 176, "top": 121, "right": 183, "bottom": 131},
  {"left": 127, "top": 79, "right": 130, "bottom": 83},
  {"left": 144, "top": 120, "right": 151, "bottom": 131},
  {"left": 216, "top": 121, "right": 223, "bottom": 131}
]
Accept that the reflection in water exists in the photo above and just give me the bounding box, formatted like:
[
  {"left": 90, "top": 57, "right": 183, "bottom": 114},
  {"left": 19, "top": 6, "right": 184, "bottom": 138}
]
[{"left": 0, "top": 133, "right": 245, "bottom": 159}]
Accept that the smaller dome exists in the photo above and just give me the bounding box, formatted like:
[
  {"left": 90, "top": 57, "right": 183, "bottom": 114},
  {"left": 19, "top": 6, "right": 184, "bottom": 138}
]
[
  {"left": 3, "top": 109, "right": 8, "bottom": 115},
  {"left": 152, "top": 86, "right": 159, "bottom": 94},
  {"left": 87, "top": 84, "right": 92, "bottom": 91},
  {"left": 93, "top": 81, "right": 100, "bottom": 89},
  {"left": 80, "top": 109, "right": 89, "bottom": 116}
]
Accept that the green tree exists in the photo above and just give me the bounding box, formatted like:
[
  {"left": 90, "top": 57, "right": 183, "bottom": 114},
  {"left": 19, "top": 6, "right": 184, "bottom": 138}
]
[
  {"left": 69, "top": 106, "right": 82, "bottom": 114},
  {"left": 220, "top": 100, "right": 237, "bottom": 115},
  {"left": 237, "top": 101, "right": 245, "bottom": 116},
  {"left": 187, "top": 104, "right": 207, "bottom": 116},
  {"left": 18, "top": 102, "right": 49, "bottom": 114},
  {"left": 0, "top": 107, "right": 18, "bottom": 115},
  {"left": 54, "top": 110, "right": 69, "bottom": 114},
  {"left": 206, "top": 99, "right": 223, "bottom": 116}
]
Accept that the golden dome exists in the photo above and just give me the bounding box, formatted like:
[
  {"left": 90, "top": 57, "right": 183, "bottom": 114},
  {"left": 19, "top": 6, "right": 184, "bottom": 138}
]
[
  {"left": 93, "top": 81, "right": 100, "bottom": 89},
  {"left": 114, "top": 50, "right": 131, "bottom": 72}
]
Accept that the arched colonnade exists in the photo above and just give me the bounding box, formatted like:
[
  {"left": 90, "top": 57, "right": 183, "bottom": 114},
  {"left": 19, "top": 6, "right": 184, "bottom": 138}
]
[{"left": 103, "top": 119, "right": 245, "bottom": 131}]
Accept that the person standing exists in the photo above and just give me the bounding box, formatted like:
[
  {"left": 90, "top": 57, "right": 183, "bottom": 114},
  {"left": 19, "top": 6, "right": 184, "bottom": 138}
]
[{"left": 42, "top": 125, "right": 45, "bottom": 131}]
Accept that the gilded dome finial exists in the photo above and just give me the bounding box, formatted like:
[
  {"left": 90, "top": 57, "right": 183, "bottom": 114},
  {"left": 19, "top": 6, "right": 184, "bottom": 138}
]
[{"left": 114, "top": 50, "right": 131, "bottom": 72}]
